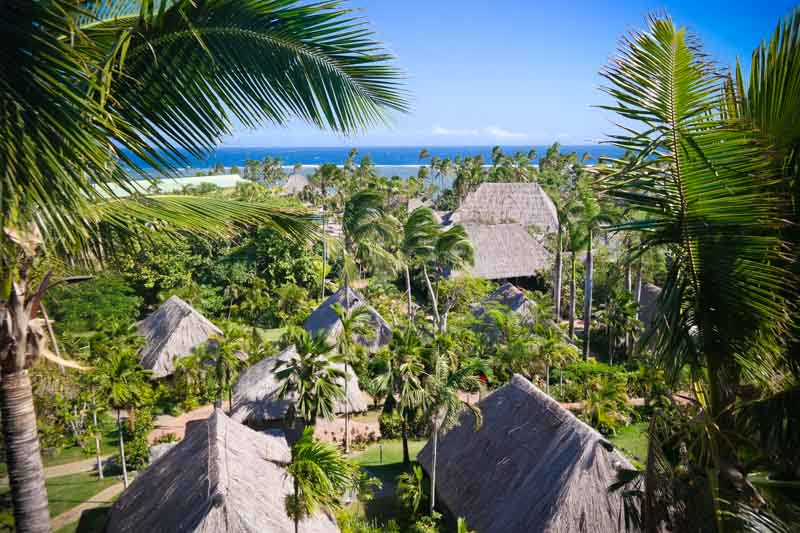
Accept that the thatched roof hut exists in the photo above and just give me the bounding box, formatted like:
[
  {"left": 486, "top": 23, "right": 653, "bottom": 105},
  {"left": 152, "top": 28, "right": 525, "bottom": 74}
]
[
  {"left": 281, "top": 173, "right": 311, "bottom": 195},
  {"left": 136, "top": 296, "right": 223, "bottom": 378},
  {"left": 450, "top": 182, "right": 559, "bottom": 231},
  {"left": 472, "top": 282, "right": 537, "bottom": 324},
  {"left": 453, "top": 223, "right": 551, "bottom": 280},
  {"left": 230, "top": 345, "right": 367, "bottom": 427},
  {"left": 303, "top": 287, "right": 391, "bottom": 352},
  {"left": 418, "top": 374, "right": 638, "bottom": 533},
  {"left": 106, "top": 410, "right": 338, "bottom": 533}
]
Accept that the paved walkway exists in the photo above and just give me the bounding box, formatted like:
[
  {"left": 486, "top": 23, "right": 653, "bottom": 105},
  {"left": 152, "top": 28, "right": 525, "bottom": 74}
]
[
  {"left": 0, "top": 455, "right": 112, "bottom": 486},
  {"left": 50, "top": 481, "right": 125, "bottom": 531}
]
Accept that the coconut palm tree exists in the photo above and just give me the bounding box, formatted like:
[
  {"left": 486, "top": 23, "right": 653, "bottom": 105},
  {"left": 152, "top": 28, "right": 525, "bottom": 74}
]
[
  {"left": 597, "top": 14, "right": 791, "bottom": 517},
  {"left": 423, "top": 224, "right": 475, "bottom": 333},
  {"left": 274, "top": 328, "right": 344, "bottom": 428},
  {"left": 332, "top": 303, "right": 373, "bottom": 453},
  {"left": 1, "top": 2, "right": 406, "bottom": 528},
  {"left": 424, "top": 353, "right": 483, "bottom": 514},
  {"left": 310, "top": 164, "right": 344, "bottom": 300},
  {"left": 399, "top": 208, "right": 440, "bottom": 324},
  {"left": 565, "top": 216, "right": 588, "bottom": 341},
  {"left": 372, "top": 328, "right": 426, "bottom": 465},
  {"left": 94, "top": 351, "right": 151, "bottom": 489},
  {"left": 285, "top": 427, "right": 358, "bottom": 533}
]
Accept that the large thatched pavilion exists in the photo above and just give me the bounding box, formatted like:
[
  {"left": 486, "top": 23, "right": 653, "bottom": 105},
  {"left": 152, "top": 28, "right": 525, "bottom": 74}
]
[
  {"left": 280, "top": 173, "right": 311, "bottom": 195},
  {"left": 136, "top": 295, "right": 223, "bottom": 378},
  {"left": 106, "top": 410, "right": 338, "bottom": 533},
  {"left": 230, "top": 345, "right": 367, "bottom": 432},
  {"left": 418, "top": 374, "right": 638, "bottom": 533},
  {"left": 447, "top": 183, "right": 558, "bottom": 281},
  {"left": 303, "top": 286, "right": 392, "bottom": 352}
]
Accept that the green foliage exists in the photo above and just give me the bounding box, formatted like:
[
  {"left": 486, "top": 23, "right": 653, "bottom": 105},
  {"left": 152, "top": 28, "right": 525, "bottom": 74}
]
[
  {"left": 378, "top": 412, "right": 427, "bottom": 440},
  {"left": 273, "top": 283, "right": 316, "bottom": 326},
  {"left": 123, "top": 408, "right": 155, "bottom": 471},
  {"left": 336, "top": 510, "right": 400, "bottom": 533},
  {"left": 581, "top": 373, "right": 632, "bottom": 435},
  {"left": 253, "top": 226, "right": 321, "bottom": 293},
  {"left": 46, "top": 274, "right": 142, "bottom": 334},
  {"left": 410, "top": 513, "right": 441, "bottom": 533},
  {"left": 396, "top": 464, "right": 428, "bottom": 518}
]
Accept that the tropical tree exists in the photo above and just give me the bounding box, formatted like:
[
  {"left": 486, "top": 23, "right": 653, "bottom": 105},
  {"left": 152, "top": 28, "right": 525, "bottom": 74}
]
[
  {"left": 94, "top": 351, "right": 151, "bottom": 489},
  {"left": 396, "top": 464, "right": 427, "bottom": 519},
  {"left": 372, "top": 328, "right": 427, "bottom": 464},
  {"left": 285, "top": 427, "right": 358, "bottom": 533},
  {"left": 310, "top": 164, "right": 344, "bottom": 299},
  {"left": 332, "top": 303, "right": 373, "bottom": 453},
  {"left": 534, "top": 325, "right": 580, "bottom": 396},
  {"left": 423, "top": 224, "right": 475, "bottom": 333},
  {"left": 399, "top": 208, "right": 440, "bottom": 323},
  {"left": 341, "top": 191, "right": 399, "bottom": 286},
  {"left": 275, "top": 328, "right": 344, "bottom": 428},
  {"left": 596, "top": 14, "right": 791, "bottom": 521},
  {"left": 565, "top": 216, "right": 588, "bottom": 341},
  {"left": 1, "top": 1, "right": 406, "bottom": 528},
  {"left": 424, "top": 352, "right": 483, "bottom": 514}
]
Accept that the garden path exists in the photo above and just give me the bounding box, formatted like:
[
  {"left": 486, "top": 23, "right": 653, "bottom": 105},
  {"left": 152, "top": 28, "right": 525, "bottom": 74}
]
[
  {"left": 50, "top": 481, "right": 125, "bottom": 531},
  {"left": 0, "top": 455, "right": 112, "bottom": 486}
]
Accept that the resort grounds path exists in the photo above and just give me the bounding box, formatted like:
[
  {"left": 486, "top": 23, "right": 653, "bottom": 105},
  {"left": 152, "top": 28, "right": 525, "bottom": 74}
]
[
  {"left": 0, "top": 455, "right": 112, "bottom": 486},
  {"left": 50, "top": 480, "right": 125, "bottom": 531}
]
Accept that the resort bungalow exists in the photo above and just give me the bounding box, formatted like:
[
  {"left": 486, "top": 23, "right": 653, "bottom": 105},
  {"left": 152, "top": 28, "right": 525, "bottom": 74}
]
[
  {"left": 448, "top": 183, "right": 558, "bottom": 282},
  {"left": 230, "top": 345, "right": 367, "bottom": 439},
  {"left": 303, "top": 287, "right": 392, "bottom": 352},
  {"left": 106, "top": 410, "right": 338, "bottom": 533},
  {"left": 280, "top": 173, "right": 311, "bottom": 196},
  {"left": 471, "top": 282, "right": 538, "bottom": 335},
  {"left": 136, "top": 295, "right": 223, "bottom": 378},
  {"left": 418, "top": 374, "right": 638, "bottom": 533}
]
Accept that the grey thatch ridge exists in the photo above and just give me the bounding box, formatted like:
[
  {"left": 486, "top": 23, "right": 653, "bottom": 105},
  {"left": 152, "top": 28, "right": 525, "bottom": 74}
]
[
  {"left": 418, "top": 374, "right": 638, "bottom": 533},
  {"left": 453, "top": 223, "right": 552, "bottom": 280},
  {"left": 303, "top": 287, "right": 392, "bottom": 352},
  {"left": 106, "top": 410, "right": 338, "bottom": 533},
  {"left": 136, "top": 296, "right": 223, "bottom": 378},
  {"left": 450, "top": 182, "right": 559, "bottom": 231},
  {"left": 472, "top": 282, "right": 536, "bottom": 320},
  {"left": 282, "top": 173, "right": 311, "bottom": 195},
  {"left": 230, "top": 345, "right": 367, "bottom": 425}
]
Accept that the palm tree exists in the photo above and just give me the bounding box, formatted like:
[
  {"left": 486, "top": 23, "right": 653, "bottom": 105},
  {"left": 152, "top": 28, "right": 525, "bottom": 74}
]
[
  {"left": 275, "top": 328, "right": 344, "bottom": 428},
  {"left": 332, "top": 304, "right": 373, "bottom": 453},
  {"left": 565, "top": 216, "right": 588, "bottom": 341},
  {"left": 424, "top": 352, "right": 483, "bottom": 514},
  {"left": 1, "top": 2, "right": 407, "bottom": 528},
  {"left": 423, "top": 224, "right": 475, "bottom": 333},
  {"left": 210, "top": 333, "right": 247, "bottom": 413},
  {"left": 400, "top": 208, "right": 440, "bottom": 324},
  {"left": 372, "top": 328, "right": 426, "bottom": 465},
  {"left": 534, "top": 325, "right": 580, "bottom": 396},
  {"left": 94, "top": 351, "right": 151, "bottom": 489},
  {"left": 597, "top": 15, "right": 790, "bottom": 515},
  {"left": 285, "top": 427, "right": 357, "bottom": 533},
  {"left": 310, "top": 164, "right": 343, "bottom": 300}
]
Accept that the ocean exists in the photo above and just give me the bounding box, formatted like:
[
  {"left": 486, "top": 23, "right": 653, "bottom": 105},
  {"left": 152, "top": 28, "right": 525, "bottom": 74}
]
[{"left": 126, "top": 145, "right": 625, "bottom": 179}]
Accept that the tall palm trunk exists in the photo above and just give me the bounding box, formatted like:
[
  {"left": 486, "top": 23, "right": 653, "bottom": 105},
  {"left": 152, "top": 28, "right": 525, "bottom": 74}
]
[
  {"left": 569, "top": 252, "right": 577, "bottom": 340},
  {"left": 401, "top": 416, "right": 410, "bottom": 465},
  {"left": 320, "top": 205, "right": 327, "bottom": 301},
  {"left": 343, "top": 287, "right": 351, "bottom": 454},
  {"left": 554, "top": 227, "right": 563, "bottom": 321},
  {"left": 117, "top": 410, "right": 129, "bottom": 488},
  {"left": 1, "top": 371, "right": 51, "bottom": 533},
  {"left": 582, "top": 229, "right": 594, "bottom": 360},
  {"left": 624, "top": 260, "right": 632, "bottom": 355},
  {"left": 293, "top": 475, "right": 300, "bottom": 533},
  {"left": 92, "top": 401, "right": 103, "bottom": 480},
  {"left": 430, "top": 427, "right": 438, "bottom": 514},
  {"left": 421, "top": 264, "right": 440, "bottom": 331},
  {"left": 405, "top": 265, "right": 414, "bottom": 326}
]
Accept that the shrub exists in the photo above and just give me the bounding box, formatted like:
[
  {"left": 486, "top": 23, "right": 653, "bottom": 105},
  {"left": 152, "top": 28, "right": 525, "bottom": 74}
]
[
  {"left": 153, "top": 432, "right": 180, "bottom": 444},
  {"left": 410, "top": 512, "right": 441, "bottom": 533}
]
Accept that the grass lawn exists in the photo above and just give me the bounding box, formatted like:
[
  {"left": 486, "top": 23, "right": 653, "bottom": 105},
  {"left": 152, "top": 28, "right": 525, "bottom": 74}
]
[
  {"left": 256, "top": 327, "right": 285, "bottom": 343},
  {"left": 609, "top": 421, "right": 648, "bottom": 466},
  {"left": 55, "top": 506, "right": 111, "bottom": 533}
]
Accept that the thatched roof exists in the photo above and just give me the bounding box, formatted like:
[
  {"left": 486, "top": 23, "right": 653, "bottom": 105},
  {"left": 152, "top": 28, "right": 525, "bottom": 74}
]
[
  {"left": 230, "top": 345, "right": 367, "bottom": 426},
  {"left": 281, "top": 173, "right": 311, "bottom": 195},
  {"left": 472, "top": 282, "right": 537, "bottom": 326},
  {"left": 450, "top": 182, "right": 558, "bottom": 231},
  {"left": 418, "top": 374, "right": 638, "bottom": 533},
  {"left": 453, "top": 223, "right": 552, "bottom": 280},
  {"left": 106, "top": 410, "right": 338, "bottom": 533},
  {"left": 303, "top": 287, "right": 391, "bottom": 352},
  {"left": 136, "top": 296, "right": 223, "bottom": 378},
  {"left": 638, "top": 283, "right": 661, "bottom": 327}
]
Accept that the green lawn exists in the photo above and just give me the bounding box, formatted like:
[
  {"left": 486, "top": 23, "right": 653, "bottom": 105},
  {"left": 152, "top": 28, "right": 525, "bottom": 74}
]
[
  {"left": 55, "top": 506, "right": 111, "bottom": 533},
  {"left": 354, "top": 439, "right": 426, "bottom": 467},
  {"left": 256, "top": 327, "right": 285, "bottom": 343},
  {"left": 609, "top": 421, "right": 648, "bottom": 466}
]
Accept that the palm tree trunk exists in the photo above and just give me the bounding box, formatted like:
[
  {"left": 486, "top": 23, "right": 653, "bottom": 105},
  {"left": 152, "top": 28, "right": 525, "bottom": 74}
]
[
  {"left": 294, "top": 476, "right": 300, "bottom": 533},
  {"left": 401, "top": 416, "right": 410, "bottom": 465},
  {"left": 422, "top": 264, "right": 440, "bottom": 331},
  {"left": 93, "top": 407, "right": 103, "bottom": 479},
  {"left": 582, "top": 229, "right": 594, "bottom": 360},
  {"left": 1, "top": 370, "right": 51, "bottom": 533},
  {"left": 344, "top": 358, "right": 350, "bottom": 454},
  {"left": 320, "top": 205, "right": 327, "bottom": 301},
  {"left": 545, "top": 363, "right": 550, "bottom": 395},
  {"left": 430, "top": 427, "right": 438, "bottom": 515},
  {"left": 569, "top": 252, "right": 577, "bottom": 340},
  {"left": 117, "top": 410, "right": 129, "bottom": 488},
  {"left": 554, "top": 227, "right": 563, "bottom": 321},
  {"left": 608, "top": 323, "right": 614, "bottom": 366},
  {"left": 405, "top": 264, "right": 414, "bottom": 326}
]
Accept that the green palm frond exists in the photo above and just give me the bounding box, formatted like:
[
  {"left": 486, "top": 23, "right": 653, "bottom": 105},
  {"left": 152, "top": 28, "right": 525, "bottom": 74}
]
[{"left": 596, "top": 16, "right": 790, "bottom": 388}]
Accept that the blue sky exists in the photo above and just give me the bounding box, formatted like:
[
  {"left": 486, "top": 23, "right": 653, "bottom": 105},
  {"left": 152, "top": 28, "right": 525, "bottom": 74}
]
[{"left": 224, "top": 0, "right": 797, "bottom": 147}]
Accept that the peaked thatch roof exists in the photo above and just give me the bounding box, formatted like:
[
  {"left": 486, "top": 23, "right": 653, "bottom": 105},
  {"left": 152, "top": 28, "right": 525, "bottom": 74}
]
[
  {"left": 303, "top": 287, "right": 391, "bottom": 352},
  {"left": 450, "top": 182, "right": 559, "bottom": 231},
  {"left": 230, "top": 345, "right": 367, "bottom": 426},
  {"left": 418, "top": 374, "right": 638, "bottom": 533},
  {"left": 281, "top": 173, "right": 311, "bottom": 195},
  {"left": 106, "top": 410, "right": 338, "bottom": 533},
  {"left": 638, "top": 283, "right": 661, "bottom": 327},
  {"left": 136, "top": 296, "right": 223, "bottom": 378},
  {"left": 472, "top": 282, "right": 537, "bottom": 325},
  {"left": 453, "top": 223, "right": 552, "bottom": 280}
]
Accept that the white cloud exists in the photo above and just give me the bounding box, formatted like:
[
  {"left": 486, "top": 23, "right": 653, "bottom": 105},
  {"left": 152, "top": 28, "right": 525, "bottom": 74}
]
[
  {"left": 484, "top": 126, "right": 527, "bottom": 140},
  {"left": 432, "top": 124, "right": 479, "bottom": 136}
]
